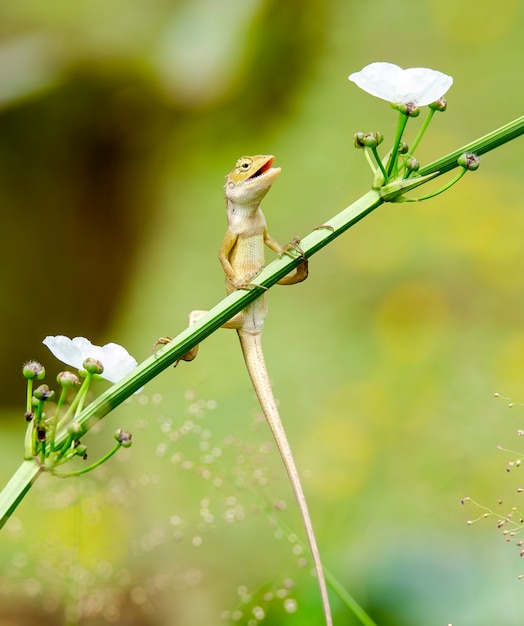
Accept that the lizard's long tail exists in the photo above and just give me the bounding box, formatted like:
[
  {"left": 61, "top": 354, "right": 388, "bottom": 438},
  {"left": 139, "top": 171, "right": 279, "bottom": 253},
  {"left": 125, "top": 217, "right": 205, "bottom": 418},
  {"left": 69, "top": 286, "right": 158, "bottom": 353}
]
[{"left": 238, "top": 330, "right": 333, "bottom": 626}]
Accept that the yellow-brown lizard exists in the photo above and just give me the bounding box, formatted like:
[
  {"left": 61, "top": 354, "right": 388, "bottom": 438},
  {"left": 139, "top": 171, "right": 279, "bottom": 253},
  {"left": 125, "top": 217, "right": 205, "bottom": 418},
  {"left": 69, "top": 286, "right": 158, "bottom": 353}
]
[{"left": 181, "top": 155, "right": 333, "bottom": 625}]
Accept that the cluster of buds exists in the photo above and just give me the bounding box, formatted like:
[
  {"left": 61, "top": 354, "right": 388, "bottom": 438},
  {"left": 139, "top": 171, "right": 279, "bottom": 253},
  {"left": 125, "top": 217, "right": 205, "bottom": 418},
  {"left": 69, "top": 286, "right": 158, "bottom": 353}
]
[
  {"left": 348, "top": 62, "right": 479, "bottom": 202},
  {"left": 22, "top": 336, "right": 137, "bottom": 477}
]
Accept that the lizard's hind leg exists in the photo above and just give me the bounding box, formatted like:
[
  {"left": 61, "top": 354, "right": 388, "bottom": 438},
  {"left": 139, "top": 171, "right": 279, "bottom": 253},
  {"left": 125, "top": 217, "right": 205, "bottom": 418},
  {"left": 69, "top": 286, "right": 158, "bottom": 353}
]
[{"left": 181, "top": 309, "right": 245, "bottom": 362}]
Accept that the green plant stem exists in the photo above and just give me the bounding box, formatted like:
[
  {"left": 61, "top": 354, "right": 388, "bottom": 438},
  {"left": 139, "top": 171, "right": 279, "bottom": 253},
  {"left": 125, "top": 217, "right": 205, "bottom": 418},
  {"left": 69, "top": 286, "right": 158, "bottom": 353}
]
[
  {"left": 51, "top": 443, "right": 122, "bottom": 478},
  {"left": 370, "top": 146, "right": 388, "bottom": 182},
  {"left": 418, "top": 114, "right": 524, "bottom": 177},
  {"left": 268, "top": 511, "right": 377, "bottom": 626},
  {"left": 407, "top": 167, "right": 467, "bottom": 202},
  {"left": 410, "top": 108, "right": 435, "bottom": 155},
  {"left": 0, "top": 460, "right": 42, "bottom": 525},
  {"left": 387, "top": 111, "right": 409, "bottom": 176},
  {"left": 324, "top": 568, "right": 377, "bottom": 626},
  {"left": 363, "top": 148, "right": 377, "bottom": 174},
  {"left": 26, "top": 379, "right": 33, "bottom": 414},
  {"left": 0, "top": 114, "right": 522, "bottom": 528}
]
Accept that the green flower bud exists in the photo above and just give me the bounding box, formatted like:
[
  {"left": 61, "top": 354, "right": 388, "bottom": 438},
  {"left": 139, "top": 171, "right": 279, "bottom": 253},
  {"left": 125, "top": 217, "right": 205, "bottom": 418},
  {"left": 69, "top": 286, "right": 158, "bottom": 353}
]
[
  {"left": 429, "top": 97, "right": 447, "bottom": 112},
  {"left": 355, "top": 131, "right": 384, "bottom": 149},
  {"left": 392, "top": 102, "right": 420, "bottom": 117},
  {"left": 57, "top": 371, "right": 80, "bottom": 388},
  {"left": 34, "top": 385, "right": 54, "bottom": 402},
  {"left": 398, "top": 141, "right": 409, "bottom": 154},
  {"left": 74, "top": 444, "right": 88, "bottom": 460},
  {"left": 83, "top": 358, "right": 104, "bottom": 375},
  {"left": 23, "top": 360, "right": 45, "bottom": 380},
  {"left": 405, "top": 157, "right": 420, "bottom": 172},
  {"left": 362, "top": 132, "right": 384, "bottom": 148},
  {"left": 115, "top": 429, "right": 132, "bottom": 448},
  {"left": 457, "top": 152, "right": 480, "bottom": 171},
  {"left": 353, "top": 132, "right": 366, "bottom": 148}
]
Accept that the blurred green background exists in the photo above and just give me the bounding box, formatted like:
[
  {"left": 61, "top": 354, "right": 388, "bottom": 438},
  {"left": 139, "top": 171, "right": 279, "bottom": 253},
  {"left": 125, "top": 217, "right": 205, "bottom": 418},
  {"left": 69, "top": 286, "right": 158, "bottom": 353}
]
[{"left": 1, "top": 0, "right": 524, "bottom": 624}]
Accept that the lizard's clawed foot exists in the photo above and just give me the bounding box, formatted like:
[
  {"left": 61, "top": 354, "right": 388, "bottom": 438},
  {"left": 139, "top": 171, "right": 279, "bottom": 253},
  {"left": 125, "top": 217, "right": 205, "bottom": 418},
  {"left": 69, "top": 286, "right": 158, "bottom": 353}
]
[
  {"left": 152, "top": 336, "right": 172, "bottom": 354},
  {"left": 277, "top": 236, "right": 308, "bottom": 284},
  {"left": 152, "top": 335, "right": 197, "bottom": 366},
  {"left": 231, "top": 270, "right": 268, "bottom": 291},
  {"left": 280, "top": 236, "right": 306, "bottom": 260},
  {"left": 152, "top": 310, "right": 207, "bottom": 366}
]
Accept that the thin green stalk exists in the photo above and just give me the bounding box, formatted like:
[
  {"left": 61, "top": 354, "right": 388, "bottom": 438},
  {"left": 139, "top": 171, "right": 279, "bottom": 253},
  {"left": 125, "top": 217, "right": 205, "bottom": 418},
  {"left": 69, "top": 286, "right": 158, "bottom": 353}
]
[
  {"left": 407, "top": 167, "right": 467, "bottom": 202},
  {"left": 268, "top": 511, "right": 378, "bottom": 626},
  {"left": 387, "top": 111, "right": 409, "bottom": 176},
  {"left": 324, "top": 568, "right": 378, "bottom": 626},
  {"left": 1, "top": 114, "right": 522, "bottom": 528},
  {"left": 410, "top": 108, "right": 435, "bottom": 155},
  {"left": 370, "top": 146, "right": 388, "bottom": 182},
  {"left": 26, "top": 378, "right": 33, "bottom": 414},
  {"left": 51, "top": 443, "right": 122, "bottom": 478},
  {"left": 363, "top": 148, "right": 377, "bottom": 174}
]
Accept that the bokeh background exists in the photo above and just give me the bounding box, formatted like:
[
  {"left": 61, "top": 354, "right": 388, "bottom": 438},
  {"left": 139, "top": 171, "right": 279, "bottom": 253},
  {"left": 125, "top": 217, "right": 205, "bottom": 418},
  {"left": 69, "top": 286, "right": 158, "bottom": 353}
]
[{"left": 1, "top": 1, "right": 524, "bottom": 624}]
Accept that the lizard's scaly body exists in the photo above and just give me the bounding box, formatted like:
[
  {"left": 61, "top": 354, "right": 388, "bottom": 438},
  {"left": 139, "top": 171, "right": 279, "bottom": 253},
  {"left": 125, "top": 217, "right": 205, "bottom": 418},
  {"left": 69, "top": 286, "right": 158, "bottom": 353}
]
[{"left": 187, "top": 155, "right": 332, "bottom": 626}]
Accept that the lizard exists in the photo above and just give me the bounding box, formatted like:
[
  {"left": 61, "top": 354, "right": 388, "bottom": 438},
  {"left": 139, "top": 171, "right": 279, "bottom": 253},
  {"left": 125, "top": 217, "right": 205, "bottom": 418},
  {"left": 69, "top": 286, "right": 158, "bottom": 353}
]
[{"left": 178, "top": 155, "right": 333, "bottom": 626}]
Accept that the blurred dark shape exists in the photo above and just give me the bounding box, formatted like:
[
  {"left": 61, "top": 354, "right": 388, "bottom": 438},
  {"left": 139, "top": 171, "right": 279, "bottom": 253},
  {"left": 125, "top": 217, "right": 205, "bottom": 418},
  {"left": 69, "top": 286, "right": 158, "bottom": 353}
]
[{"left": 0, "top": 69, "right": 172, "bottom": 404}]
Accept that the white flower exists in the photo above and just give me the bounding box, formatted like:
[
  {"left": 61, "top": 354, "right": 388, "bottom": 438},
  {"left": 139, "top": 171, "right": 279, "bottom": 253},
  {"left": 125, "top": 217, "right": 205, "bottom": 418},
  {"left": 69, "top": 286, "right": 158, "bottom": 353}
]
[
  {"left": 348, "top": 62, "right": 453, "bottom": 106},
  {"left": 43, "top": 335, "right": 138, "bottom": 383}
]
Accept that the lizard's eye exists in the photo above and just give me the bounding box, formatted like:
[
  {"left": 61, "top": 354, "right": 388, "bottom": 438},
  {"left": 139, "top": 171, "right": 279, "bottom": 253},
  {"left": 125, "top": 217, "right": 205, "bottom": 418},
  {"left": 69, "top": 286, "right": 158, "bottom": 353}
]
[{"left": 238, "top": 159, "right": 251, "bottom": 170}]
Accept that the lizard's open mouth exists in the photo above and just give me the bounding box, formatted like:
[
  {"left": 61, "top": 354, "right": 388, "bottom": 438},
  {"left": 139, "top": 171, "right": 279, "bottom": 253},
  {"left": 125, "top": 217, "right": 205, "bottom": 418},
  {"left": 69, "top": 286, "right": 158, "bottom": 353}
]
[{"left": 248, "top": 157, "right": 275, "bottom": 180}]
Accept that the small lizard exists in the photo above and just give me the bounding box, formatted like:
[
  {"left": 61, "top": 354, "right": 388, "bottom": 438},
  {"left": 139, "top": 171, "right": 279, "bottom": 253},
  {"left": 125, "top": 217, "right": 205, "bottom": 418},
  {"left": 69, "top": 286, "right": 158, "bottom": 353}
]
[{"left": 181, "top": 155, "right": 332, "bottom": 625}]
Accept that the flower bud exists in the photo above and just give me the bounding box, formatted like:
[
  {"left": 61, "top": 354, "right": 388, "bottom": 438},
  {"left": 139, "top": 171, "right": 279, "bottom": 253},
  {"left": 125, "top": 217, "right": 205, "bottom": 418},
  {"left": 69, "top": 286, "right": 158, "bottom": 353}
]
[
  {"left": 23, "top": 360, "right": 45, "bottom": 380},
  {"left": 392, "top": 102, "right": 420, "bottom": 117},
  {"left": 83, "top": 358, "right": 104, "bottom": 375},
  {"left": 24, "top": 411, "right": 34, "bottom": 422},
  {"left": 353, "top": 132, "right": 366, "bottom": 148},
  {"left": 74, "top": 443, "right": 88, "bottom": 460},
  {"left": 405, "top": 157, "right": 420, "bottom": 173},
  {"left": 57, "top": 371, "right": 80, "bottom": 388},
  {"left": 34, "top": 385, "right": 54, "bottom": 402},
  {"left": 362, "top": 132, "right": 383, "bottom": 148},
  {"left": 429, "top": 97, "right": 447, "bottom": 112},
  {"left": 115, "top": 429, "right": 132, "bottom": 448},
  {"left": 398, "top": 141, "right": 409, "bottom": 154},
  {"left": 457, "top": 152, "right": 480, "bottom": 171}
]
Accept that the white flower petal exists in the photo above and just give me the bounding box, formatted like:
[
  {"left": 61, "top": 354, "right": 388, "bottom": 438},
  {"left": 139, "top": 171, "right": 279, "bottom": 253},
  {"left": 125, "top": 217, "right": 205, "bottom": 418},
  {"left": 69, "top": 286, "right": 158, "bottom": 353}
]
[
  {"left": 95, "top": 342, "right": 139, "bottom": 383},
  {"left": 349, "top": 62, "right": 404, "bottom": 101},
  {"left": 43, "top": 335, "right": 86, "bottom": 370},
  {"left": 349, "top": 62, "right": 453, "bottom": 106},
  {"left": 43, "top": 335, "right": 138, "bottom": 383}
]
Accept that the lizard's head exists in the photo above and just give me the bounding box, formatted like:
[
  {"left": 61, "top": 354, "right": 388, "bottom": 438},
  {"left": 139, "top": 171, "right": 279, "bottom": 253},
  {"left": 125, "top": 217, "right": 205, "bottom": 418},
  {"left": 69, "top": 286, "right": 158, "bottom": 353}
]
[{"left": 225, "top": 155, "right": 281, "bottom": 207}]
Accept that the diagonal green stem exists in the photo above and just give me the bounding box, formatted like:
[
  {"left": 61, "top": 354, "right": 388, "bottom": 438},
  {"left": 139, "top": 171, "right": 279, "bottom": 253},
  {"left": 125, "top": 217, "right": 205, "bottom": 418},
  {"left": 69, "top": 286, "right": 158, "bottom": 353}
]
[
  {"left": 418, "top": 114, "right": 524, "bottom": 177},
  {"left": 0, "top": 114, "right": 523, "bottom": 528}
]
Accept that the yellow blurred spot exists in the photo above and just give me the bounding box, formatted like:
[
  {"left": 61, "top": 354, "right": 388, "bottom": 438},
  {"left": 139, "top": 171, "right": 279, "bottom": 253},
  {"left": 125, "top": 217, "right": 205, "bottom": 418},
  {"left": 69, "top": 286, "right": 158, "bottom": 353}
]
[
  {"left": 374, "top": 281, "right": 449, "bottom": 363},
  {"left": 300, "top": 383, "right": 378, "bottom": 500},
  {"left": 431, "top": 0, "right": 518, "bottom": 43},
  {"left": 493, "top": 331, "right": 524, "bottom": 391}
]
